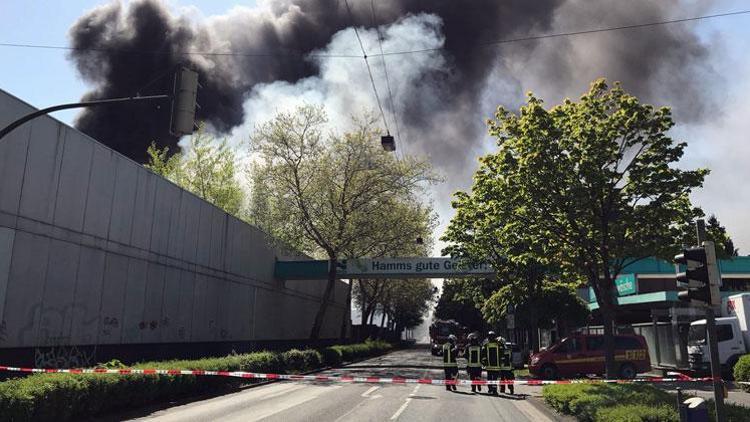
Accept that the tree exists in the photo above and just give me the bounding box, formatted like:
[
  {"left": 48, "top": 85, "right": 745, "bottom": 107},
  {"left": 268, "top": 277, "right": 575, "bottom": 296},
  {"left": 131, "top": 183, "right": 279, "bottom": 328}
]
[
  {"left": 679, "top": 213, "right": 739, "bottom": 259},
  {"left": 145, "top": 128, "right": 245, "bottom": 216},
  {"left": 434, "top": 279, "right": 488, "bottom": 331},
  {"left": 448, "top": 79, "right": 707, "bottom": 377},
  {"left": 250, "top": 105, "right": 436, "bottom": 339}
]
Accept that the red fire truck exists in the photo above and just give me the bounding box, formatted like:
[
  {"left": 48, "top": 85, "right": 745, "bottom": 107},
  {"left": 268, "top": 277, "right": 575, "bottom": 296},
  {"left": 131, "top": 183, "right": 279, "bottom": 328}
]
[{"left": 429, "top": 319, "right": 468, "bottom": 355}]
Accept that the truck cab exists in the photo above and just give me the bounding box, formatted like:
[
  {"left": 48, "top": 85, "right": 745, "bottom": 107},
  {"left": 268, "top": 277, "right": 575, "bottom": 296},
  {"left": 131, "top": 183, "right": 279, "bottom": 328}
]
[{"left": 687, "top": 293, "right": 750, "bottom": 374}]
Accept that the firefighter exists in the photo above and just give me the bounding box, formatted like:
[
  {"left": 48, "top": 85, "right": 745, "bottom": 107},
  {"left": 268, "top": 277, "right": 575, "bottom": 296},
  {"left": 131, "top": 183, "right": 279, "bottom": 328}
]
[
  {"left": 465, "top": 333, "right": 483, "bottom": 392},
  {"left": 481, "top": 334, "right": 501, "bottom": 395},
  {"left": 442, "top": 334, "right": 459, "bottom": 391},
  {"left": 497, "top": 336, "right": 515, "bottom": 395}
]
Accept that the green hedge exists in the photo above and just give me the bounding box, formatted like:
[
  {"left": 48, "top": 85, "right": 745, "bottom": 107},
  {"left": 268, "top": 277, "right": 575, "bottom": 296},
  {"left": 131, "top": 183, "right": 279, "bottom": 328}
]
[
  {"left": 0, "top": 340, "right": 392, "bottom": 422},
  {"left": 543, "top": 383, "right": 750, "bottom": 422},
  {"left": 734, "top": 354, "right": 750, "bottom": 392}
]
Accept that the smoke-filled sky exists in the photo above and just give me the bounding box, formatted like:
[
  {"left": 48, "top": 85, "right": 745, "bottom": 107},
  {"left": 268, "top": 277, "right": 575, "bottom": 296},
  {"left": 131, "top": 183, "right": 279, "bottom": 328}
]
[{"left": 1, "top": 0, "right": 750, "bottom": 257}]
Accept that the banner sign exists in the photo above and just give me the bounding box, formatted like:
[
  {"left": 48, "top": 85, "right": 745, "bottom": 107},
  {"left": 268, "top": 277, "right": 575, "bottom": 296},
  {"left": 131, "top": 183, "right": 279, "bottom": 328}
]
[
  {"left": 340, "top": 258, "right": 494, "bottom": 279},
  {"left": 615, "top": 273, "right": 637, "bottom": 296}
]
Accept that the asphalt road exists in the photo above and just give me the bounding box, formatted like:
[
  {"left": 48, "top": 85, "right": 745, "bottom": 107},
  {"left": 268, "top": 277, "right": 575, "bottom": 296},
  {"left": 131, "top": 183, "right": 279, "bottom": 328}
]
[{"left": 125, "top": 347, "right": 559, "bottom": 422}]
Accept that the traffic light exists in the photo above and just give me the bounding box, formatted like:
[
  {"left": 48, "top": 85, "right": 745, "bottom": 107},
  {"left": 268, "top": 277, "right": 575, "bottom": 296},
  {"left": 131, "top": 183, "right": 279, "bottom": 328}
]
[
  {"left": 381, "top": 135, "right": 396, "bottom": 151},
  {"left": 170, "top": 66, "right": 199, "bottom": 137},
  {"left": 674, "top": 241, "right": 720, "bottom": 306}
]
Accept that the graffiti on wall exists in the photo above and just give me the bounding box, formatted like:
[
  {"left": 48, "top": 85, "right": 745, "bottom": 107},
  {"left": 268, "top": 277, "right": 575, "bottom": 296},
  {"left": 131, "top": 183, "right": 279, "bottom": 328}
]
[{"left": 34, "top": 343, "right": 97, "bottom": 368}]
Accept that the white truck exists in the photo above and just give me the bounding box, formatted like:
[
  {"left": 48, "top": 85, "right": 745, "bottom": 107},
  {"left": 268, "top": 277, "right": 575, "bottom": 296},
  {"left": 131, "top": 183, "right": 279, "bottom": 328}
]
[{"left": 687, "top": 293, "right": 750, "bottom": 374}]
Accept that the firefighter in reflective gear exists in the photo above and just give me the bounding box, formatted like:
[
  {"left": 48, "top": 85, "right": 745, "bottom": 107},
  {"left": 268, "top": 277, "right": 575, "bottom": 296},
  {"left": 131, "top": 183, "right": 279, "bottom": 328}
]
[
  {"left": 465, "top": 333, "right": 482, "bottom": 393},
  {"left": 482, "top": 335, "right": 501, "bottom": 395},
  {"left": 442, "top": 334, "right": 459, "bottom": 391},
  {"left": 497, "top": 337, "right": 515, "bottom": 395}
]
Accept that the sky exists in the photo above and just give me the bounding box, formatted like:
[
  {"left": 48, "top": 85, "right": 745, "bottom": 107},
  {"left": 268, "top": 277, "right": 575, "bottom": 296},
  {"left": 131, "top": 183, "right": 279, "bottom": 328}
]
[{"left": 1, "top": 0, "right": 750, "bottom": 259}]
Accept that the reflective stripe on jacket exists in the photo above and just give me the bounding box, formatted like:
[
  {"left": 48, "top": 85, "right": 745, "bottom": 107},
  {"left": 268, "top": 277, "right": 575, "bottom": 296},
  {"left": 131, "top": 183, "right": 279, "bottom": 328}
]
[
  {"left": 483, "top": 342, "right": 500, "bottom": 370},
  {"left": 466, "top": 345, "right": 482, "bottom": 368},
  {"left": 442, "top": 343, "right": 458, "bottom": 367}
]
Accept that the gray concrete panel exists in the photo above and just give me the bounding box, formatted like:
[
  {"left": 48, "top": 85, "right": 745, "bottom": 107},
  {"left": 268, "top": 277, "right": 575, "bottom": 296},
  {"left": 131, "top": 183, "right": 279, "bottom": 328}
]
[
  {"left": 177, "top": 270, "right": 195, "bottom": 342},
  {"left": 0, "top": 121, "right": 29, "bottom": 215},
  {"left": 178, "top": 193, "right": 201, "bottom": 263},
  {"left": 2, "top": 232, "right": 50, "bottom": 347},
  {"left": 0, "top": 228, "right": 14, "bottom": 336},
  {"left": 69, "top": 246, "right": 106, "bottom": 345},
  {"left": 225, "top": 283, "right": 253, "bottom": 340},
  {"left": 53, "top": 128, "right": 93, "bottom": 232},
  {"left": 166, "top": 191, "right": 185, "bottom": 260},
  {"left": 160, "top": 267, "right": 182, "bottom": 343},
  {"left": 209, "top": 209, "right": 226, "bottom": 270},
  {"left": 191, "top": 274, "right": 209, "bottom": 341},
  {"left": 19, "top": 117, "right": 64, "bottom": 224},
  {"left": 205, "top": 277, "right": 221, "bottom": 341},
  {"left": 237, "top": 223, "right": 254, "bottom": 278},
  {"left": 82, "top": 144, "right": 117, "bottom": 238},
  {"left": 252, "top": 288, "right": 283, "bottom": 340},
  {"left": 130, "top": 171, "right": 157, "bottom": 250},
  {"left": 38, "top": 239, "right": 80, "bottom": 346},
  {"left": 121, "top": 258, "right": 147, "bottom": 344},
  {"left": 142, "top": 263, "right": 166, "bottom": 343},
  {"left": 223, "top": 217, "right": 242, "bottom": 275},
  {"left": 195, "top": 201, "right": 213, "bottom": 267},
  {"left": 150, "top": 180, "right": 179, "bottom": 256},
  {"left": 108, "top": 158, "right": 139, "bottom": 245},
  {"left": 98, "top": 253, "right": 128, "bottom": 345}
]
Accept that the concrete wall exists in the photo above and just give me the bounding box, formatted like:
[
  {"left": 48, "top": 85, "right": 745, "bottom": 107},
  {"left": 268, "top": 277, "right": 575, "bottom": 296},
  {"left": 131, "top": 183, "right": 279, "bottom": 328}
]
[{"left": 0, "top": 89, "right": 348, "bottom": 363}]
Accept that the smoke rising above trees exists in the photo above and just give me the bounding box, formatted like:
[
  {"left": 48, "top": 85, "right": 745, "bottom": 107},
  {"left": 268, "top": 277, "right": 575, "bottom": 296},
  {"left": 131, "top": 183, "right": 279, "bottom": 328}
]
[{"left": 67, "top": 0, "right": 719, "bottom": 166}]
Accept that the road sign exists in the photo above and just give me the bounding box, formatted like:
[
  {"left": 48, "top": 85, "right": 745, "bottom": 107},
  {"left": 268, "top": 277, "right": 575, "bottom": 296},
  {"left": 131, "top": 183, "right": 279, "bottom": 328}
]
[
  {"left": 341, "top": 258, "right": 494, "bottom": 279},
  {"left": 615, "top": 273, "right": 637, "bottom": 296}
]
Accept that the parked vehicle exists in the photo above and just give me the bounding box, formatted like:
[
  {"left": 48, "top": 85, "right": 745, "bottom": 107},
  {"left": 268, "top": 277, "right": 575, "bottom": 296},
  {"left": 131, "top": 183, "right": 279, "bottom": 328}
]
[
  {"left": 528, "top": 333, "right": 651, "bottom": 379},
  {"left": 429, "top": 319, "right": 467, "bottom": 355},
  {"left": 687, "top": 293, "right": 750, "bottom": 375}
]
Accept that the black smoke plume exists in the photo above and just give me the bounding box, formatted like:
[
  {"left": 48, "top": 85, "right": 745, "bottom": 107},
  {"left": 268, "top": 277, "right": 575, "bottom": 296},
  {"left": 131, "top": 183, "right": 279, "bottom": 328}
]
[{"left": 68, "top": 0, "right": 717, "bottom": 164}]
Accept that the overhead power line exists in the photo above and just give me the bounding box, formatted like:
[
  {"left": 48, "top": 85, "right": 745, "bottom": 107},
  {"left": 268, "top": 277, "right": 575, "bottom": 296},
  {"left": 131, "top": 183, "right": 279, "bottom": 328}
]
[
  {"left": 344, "top": 0, "right": 391, "bottom": 136},
  {"left": 0, "top": 9, "right": 748, "bottom": 59},
  {"left": 371, "top": 0, "right": 404, "bottom": 150}
]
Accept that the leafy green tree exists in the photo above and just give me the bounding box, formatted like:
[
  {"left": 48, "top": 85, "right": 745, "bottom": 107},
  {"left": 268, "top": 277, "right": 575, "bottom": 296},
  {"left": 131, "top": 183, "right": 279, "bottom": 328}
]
[
  {"left": 446, "top": 79, "right": 707, "bottom": 377},
  {"left": 145, "top": 129, "right": 245, "bottom": 216},
  {"left": 679, "top": 214, "right": 739, "bottom": 259},
  {"left": 250, "top": 105, "right": 436, "bottom": 339},
  {"left": 434, "top": 279, "right": 487, "bottom": 331}
]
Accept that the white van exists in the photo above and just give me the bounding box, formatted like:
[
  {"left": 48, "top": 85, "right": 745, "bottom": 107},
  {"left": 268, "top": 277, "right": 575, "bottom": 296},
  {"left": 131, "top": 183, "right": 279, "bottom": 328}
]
[{"left": 688, "top": 293, "right": 750, "bottom": 374}]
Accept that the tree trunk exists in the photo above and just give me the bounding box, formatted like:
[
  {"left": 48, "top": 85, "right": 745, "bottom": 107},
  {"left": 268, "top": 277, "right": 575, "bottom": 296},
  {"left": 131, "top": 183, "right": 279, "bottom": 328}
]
[
  {"left": 339, "top": 279, "right": 352, "bottom": 339},
  {"left": 360, "top": 280, "right": 368, "bottom": 326},
  {"left": 601, "top": 302, "right": 617, "bottom": 379},
  {"left": 529, "top": 306, "right": 540, "bottom": 353},
  {"left": 310, "top": 255, "right": 337, "bottom": 340}
]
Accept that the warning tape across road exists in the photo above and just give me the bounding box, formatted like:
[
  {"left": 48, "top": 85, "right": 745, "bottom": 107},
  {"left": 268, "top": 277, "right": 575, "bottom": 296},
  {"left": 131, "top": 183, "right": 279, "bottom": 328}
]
[{"left": 0, "top": 365, "right": 731, "bottom": 386}]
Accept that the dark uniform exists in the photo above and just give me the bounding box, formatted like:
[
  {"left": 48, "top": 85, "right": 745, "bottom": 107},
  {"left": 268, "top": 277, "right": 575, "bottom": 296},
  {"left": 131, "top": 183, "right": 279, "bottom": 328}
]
[
  {"left": 498, "top": 342, "right": 515, "bottom": 394},
  {"left": 465, "top": 343, "right": 483, "bottom": 392},
  {"left": 442, "top": 341, "right": 459, "bottom": 391},
  {"left": 482, "top": 339, "right": 501, "bottom": 395}
]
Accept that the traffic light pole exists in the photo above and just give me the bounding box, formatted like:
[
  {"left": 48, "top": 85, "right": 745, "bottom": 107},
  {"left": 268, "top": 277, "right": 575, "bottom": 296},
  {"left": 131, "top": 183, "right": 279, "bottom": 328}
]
[
  {"left": 696, "top": 221, "right": 725, "bottom": 421},
  {"left": 0, "top": 95, "right": 170, "bottom": 143}
]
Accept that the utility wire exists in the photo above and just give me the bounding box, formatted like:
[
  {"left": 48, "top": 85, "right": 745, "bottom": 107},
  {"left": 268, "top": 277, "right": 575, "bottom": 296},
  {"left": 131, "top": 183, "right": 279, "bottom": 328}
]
[
  {"left": 371, "top": 0, "right": 404, "bottom": 152},
  {"left": 343, "top": 0, "right": 390, "bottom": 136},
  {"left": 373, "top": 9, "right": 750, "bottom": 57},
  {"left": 0, "top": 9, "right": 748, "bottom": 59}
]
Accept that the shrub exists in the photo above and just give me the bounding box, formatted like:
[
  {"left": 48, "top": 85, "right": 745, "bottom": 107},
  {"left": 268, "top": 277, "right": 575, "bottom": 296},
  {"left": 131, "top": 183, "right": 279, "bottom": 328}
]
[
  {"left": 320, "top": 347, "right": 342, "bottom": 367},
  {"left": 281, "top": 349, "right": 307, "bottom": 372},
  {"left": 544, "top": 384, "right": 675, "bottom": 422},
  {"left": 0, "top": 340, "right": 393, "bottom": 421},
  {"left": 733, "top": 354, "right": 750, "bottom": 393},
  {"left": 302, "top": 349, "right": 322, "bottom": 370},
  {"left": 595, "top": 404, "right": 678, "bottom": 422}
]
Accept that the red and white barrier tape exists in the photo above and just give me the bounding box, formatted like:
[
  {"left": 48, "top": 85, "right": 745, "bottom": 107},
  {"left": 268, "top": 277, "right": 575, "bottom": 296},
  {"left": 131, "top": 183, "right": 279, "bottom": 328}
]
[{"left": 0, "top": 365, "right": 723, "bottom": 386}]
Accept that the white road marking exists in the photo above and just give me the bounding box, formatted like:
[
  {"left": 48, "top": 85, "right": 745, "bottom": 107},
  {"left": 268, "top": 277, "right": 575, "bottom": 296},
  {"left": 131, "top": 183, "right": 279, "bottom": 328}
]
[
  {"left": 389, "top": 398, "right": 412, "bottom": 420},
  {"left": 361, "top": 385, "right": 382, "bottom": 399},
  {"left": 390, "top": 385, "right": 419, "bottom": 420}
]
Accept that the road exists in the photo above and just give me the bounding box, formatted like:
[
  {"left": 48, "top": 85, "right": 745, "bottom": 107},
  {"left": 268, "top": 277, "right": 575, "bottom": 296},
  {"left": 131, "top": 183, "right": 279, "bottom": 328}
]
[{"left": 124, "top": 347, "right": 559, "bottom": 422}]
